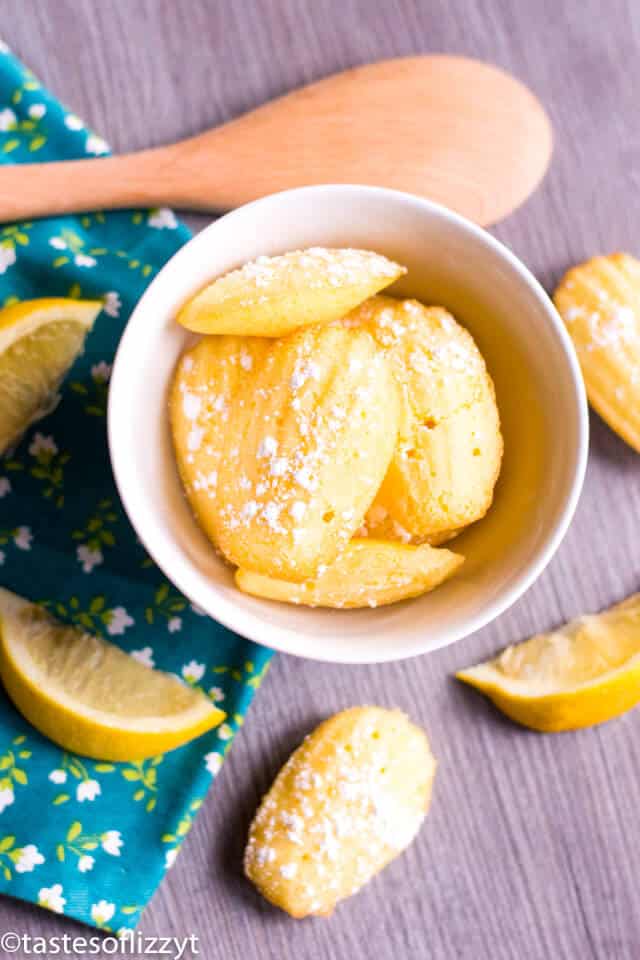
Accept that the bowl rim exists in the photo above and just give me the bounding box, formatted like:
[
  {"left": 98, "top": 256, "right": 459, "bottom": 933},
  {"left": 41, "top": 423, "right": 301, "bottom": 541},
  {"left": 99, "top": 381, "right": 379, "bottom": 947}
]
[{"left": 108, "top": 184, "right": 589, "bottom": 664}]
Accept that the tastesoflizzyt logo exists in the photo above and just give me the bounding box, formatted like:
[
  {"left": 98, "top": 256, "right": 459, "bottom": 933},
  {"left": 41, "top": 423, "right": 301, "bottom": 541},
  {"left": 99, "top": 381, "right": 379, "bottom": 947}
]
[{"left": 0, "top": 930, "right": 200, "bottom": 957}]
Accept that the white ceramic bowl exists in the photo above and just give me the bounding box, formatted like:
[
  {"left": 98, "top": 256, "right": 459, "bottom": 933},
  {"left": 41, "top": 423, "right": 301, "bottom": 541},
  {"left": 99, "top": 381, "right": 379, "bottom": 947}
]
[{"left": 108, "top": 185, "right": 588, "bottom": 664}]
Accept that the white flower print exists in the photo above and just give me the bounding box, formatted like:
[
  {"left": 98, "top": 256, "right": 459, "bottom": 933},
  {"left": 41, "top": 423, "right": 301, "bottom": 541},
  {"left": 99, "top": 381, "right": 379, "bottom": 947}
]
[
  {"left": 74, "top": 253, "right": 97, "bottom": 268},
  {"left": 217, "top": 723, "right": 233, "bottom": 742},
  {"left": 101, "top": 830, "right": 123, "bottom": 856},
  {"left": 29, "top": 432, "right": 57, "bottom": 457},
  {"left": 130, "top": 646, "right": 154, "bottom": 668},
  {"left": 168, "top": 616, "right": 182, "bottom": 634},
  {"left": 77, "top": 544, "right": 103, "bottom": 573},
  {"left": 205, "top": 751, "right": 223, "bottom": 775},
  {"left": 91, "top": 900, "right": 115, "bottom": 925},
  {"left": 102, "top": 291, "right": 121, "bottom": 318},
  {"left": 49, "top": 236, "right": 67, "bottom": 250},
  {"left": 28, "top": 103, "right": 46, "bottom": 119},
  {"left": 39, "top": 883, "right": 66, "bottom": 914},
  {"left": 190, "top": 602, "right": 207, "bottom": 616},
  {"left": 13, "top": 527, "right": 33, "bottom": 551},
  {"left": 91, "top": 361, "right": 112, "bottom": 382},
  {"left": 76, "top": 778, "right": 101, "bottom": 802},
  {"left": 208, "top": 686, "right": 225, "bottom": 703},
  {"left": 86, "top": 134, "right": 109, "bottom": 156},
  {"left": 102, "top": 290, "right": 122, "bottom": 317},
  {"left": 0, "top": 785, "right": 14, "bottom": 813},
  {"left": 64, "top": 113, "right": 83, "bottom": 131},
  {"left": 0, "top": 477, "right": 10, "bottom": 497},
  {"left": 48, "top": 769, "right": 67, "bottom": 785},
  {"left": 15, "top": 844, "right": 45, "bottom": 873},
  {"left": 148, "top": 207, "right": 178, "bottom": 230},
  {"left": 181, "top": 660, "right": 205, "bottom": 684},
  {"left": 0, "top": 245, "right": 16, "bottom": 274},
  {"left": 78, "top": 854, "right": 94, "bottom": 873},
  {"left": 0, "top": 107, "right": 16, "bottom": 131},
  {"left": 165, "top": 848, "right": 178, "bottom": 869},
  {"left": 107, "top": 606, "right": 134, "bottom": 636}
]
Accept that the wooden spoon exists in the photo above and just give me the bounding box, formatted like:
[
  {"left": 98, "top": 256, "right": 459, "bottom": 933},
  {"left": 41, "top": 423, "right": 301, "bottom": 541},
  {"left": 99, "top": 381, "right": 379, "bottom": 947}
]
[{"left": 0, "top": 56, "right": 552, "bottom": 226}]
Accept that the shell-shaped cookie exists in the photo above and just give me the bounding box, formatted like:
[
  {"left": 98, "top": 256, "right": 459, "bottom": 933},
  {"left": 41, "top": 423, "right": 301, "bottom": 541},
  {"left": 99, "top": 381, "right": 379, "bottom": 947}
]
[
  {"left": 214, "top": 324, "right": 399, "bottom": 581},
  {"left": 235, "top": 537, "right": 463, "bottom": 608},
  {"left": 170, "top": 335, "right": 271, "bottom": 553},
  {"left": 553, "top": 252, "right": 640, "bottom": 452},
  {"left": 244, "top": 707, "right": 436, "bottom": 917},
  {"left": 177, "top": 247, "right": 406, "bottom": 337},
  {"left": 345, "top": 296, "right": 503, "bottom": 538}
]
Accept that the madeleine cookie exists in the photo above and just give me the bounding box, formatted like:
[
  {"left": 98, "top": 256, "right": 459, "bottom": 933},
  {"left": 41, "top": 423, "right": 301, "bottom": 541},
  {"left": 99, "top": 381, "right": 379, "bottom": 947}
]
[
  {"left": 554, "top": 253, "right": 640, "bottom": 452},
  {"left": 235, "top": 538, "right": 463, "bottom": 608},
  {"left": 170, "top": 335, "right": 271, "bottom": 552},
  {"left": 244, "top": 707, "right": 436, "bottom": 917},
  {"left": 177, "top": 248, "right": 406, "bottom": 337},
  {"left": 345, "top": 296, "right": 503, "bottom": 539},
  {"left": 212, "top": 324, "right": 398, "bottom": 581}
]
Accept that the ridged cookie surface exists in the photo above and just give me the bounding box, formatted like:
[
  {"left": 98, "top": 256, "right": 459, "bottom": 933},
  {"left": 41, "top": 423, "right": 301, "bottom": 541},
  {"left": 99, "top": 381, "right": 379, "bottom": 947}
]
[
  {"left": 185, "top": 325, "right": 398, "bottom": 581},
  {"left": 554, "top": 252, "right": 640, "bottom": 452},
  {"left": 170, "top": 335, "right": 271, "bottom": 555},
  {"left": 345, "top": 296, "right": 502, "bottom": 538},
  {"left": 177, "top": 247, "right": 405, "bottom": 337},
  {"left": 244, "top": 707, "right": 436, "bottom": 917}
]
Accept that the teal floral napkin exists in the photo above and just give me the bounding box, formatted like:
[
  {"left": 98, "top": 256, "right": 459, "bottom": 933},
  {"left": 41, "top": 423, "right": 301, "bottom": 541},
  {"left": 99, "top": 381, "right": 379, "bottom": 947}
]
[{"left": 0, "top": 43, "right": 272, "bottom": 931}]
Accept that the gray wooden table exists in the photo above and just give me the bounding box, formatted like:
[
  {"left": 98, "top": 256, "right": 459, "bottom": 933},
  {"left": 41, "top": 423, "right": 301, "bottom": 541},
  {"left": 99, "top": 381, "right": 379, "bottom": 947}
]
[{"left": 2, "top": 1, "right": 639, "bottom": 957}]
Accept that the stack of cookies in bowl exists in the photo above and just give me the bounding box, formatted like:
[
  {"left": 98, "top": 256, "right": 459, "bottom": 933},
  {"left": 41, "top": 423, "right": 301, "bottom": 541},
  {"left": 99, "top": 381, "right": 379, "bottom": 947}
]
[{"left": 170, "top": 246, "right": 503, "bottom": 610}]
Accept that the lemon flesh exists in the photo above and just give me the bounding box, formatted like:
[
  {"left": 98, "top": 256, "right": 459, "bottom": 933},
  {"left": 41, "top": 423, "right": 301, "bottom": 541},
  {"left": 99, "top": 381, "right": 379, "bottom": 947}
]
[
  {"left": 457, "top": 594, "right": 640, "bottom": 731},
  {"left": 0, "top": 298, "right": 102, "bottom": 454},
  {"left": 0, "top": 588, "right": 225, "bottom": 760}
]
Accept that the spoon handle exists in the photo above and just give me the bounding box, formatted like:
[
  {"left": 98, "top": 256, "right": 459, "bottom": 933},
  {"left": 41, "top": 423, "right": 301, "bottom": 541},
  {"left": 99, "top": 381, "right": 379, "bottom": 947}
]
[{"left": 0, "top": 144, "right": 214, "bottom": 222}]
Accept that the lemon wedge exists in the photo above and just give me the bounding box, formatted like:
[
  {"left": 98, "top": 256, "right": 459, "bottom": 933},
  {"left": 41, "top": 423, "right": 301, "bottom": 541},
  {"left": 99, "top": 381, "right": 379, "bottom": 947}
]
[
  {"left": 0, "top": 297, "right": 102, "bottom": 454},
  {"left": 0, "top": 588, "right": 225, "bottom": 760},
  {"left": 457, "top": 594, "right": 640, "bottom": 731}
]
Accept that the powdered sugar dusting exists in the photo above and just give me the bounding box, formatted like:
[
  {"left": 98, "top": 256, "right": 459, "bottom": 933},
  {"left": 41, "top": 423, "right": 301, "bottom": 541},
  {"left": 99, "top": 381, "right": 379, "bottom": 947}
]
[
  {"left": 586, "top": 304, "right": 637, "bottom": 351},
  {"left": 187, "top": 426, "right": 205, "bottom": 452},
  {"left": 258, "top": 436, "right": 278, "bottom": 459},
  {"left": 214, "top": 248, "right": 403, "bottom": 309},
  {"left": 182, "top": 392, "right": 201, "bottom": 420}
]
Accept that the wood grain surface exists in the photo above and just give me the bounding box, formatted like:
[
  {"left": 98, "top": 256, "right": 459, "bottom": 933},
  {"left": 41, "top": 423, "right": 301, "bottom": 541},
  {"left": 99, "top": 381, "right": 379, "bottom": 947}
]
[{"left": 2, "top": 1, "right": 640, "bottom": 957}]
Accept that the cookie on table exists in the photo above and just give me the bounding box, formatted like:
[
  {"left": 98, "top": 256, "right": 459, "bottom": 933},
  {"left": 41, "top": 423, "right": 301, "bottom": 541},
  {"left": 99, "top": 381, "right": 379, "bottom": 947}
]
[
  {"left": 554, "top": 252, "right": 640, "bottom": 452},
  {"left": 244, "top": 707, "right": 436, "bottom": 918}
]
